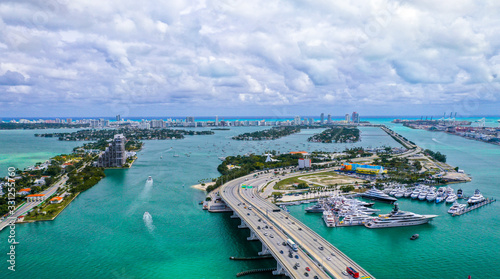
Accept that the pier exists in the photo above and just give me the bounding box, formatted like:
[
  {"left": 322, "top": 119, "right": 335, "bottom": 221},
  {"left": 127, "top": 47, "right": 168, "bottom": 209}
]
[{"left": 452, "top": 199, "right": 496, "bottom": 216}]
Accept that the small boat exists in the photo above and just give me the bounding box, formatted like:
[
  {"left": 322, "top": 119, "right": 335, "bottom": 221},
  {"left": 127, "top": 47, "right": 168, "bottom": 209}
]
[
  {"left": 160, "top": 155, "right": 163, "bottom": 159},
  {"left": 173, "top": 154, "right": 179, "bottom": 157},
  {"left": 457, "top": 188, "right": 464, "bottom": 199},
  {"left": 147, "top": 176, "right": 153, "bottom": 182},
  {"left": 410, "top": 234, "right": 419, "bottom": 240},
  {"left": 448, "top": 201, "right": 467, "bottom": 214}
]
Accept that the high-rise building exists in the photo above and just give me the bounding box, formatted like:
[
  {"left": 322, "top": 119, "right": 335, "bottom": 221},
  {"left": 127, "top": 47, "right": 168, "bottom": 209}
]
[
  {"left": 97, "top": 134, "right": 126, "bottom": 167},
  {"left": 352, "top": 112, "right": 360, "bottom": 123},
  {"left": 66, "top": 118, "right": 72, "bottom": 124},
  {"left": 116, "top": 115, "right": 121, "bottom": 122},
  {"left": 345, "top": 114, "right": 350, "bottom": 123},
  {"left": 294, "top": 116, "right": 301, "bottom": 125},
  {"left": 327, "top": 114, "right": 332, "bottom": 124},
  {"left": 320, "top": 113, "right": 325, "bottom": 124},
  {"left": 186, "top": 116, "right": 195, "bottom": 123},
  {"left": 215, "top": 115, "right": 219, "bottom": 126}
]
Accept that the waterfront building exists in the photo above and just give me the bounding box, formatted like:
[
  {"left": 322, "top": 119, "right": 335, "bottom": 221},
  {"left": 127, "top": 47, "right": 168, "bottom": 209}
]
[
  {"left": 345, "top": 114, "right": 350, "bottom": 123},
  {"left": 327, "top": 114, "right": 332, "bottom": 123},
  {"left": 320, "top": 113, "right": 325, "bottom": 124},
  {"left": 18, "top": 188, "right": 31, "bottom": 195},
  {"left": 50, "top": 197, "right": 63, "bottom": 204},
  {"left": 215, "top": 115, "right": 219, "bottom": 126},
  {"left": 116, "top": 115, "right": 121, "bottom": 122},
  {"left": 97, "top": 134, "right": 127, "bottom": 168},
  {"left": 26, "top": 194, "right": 46, "bottom": 202},
  {"left": 66, "top": 118, "right": 72, "bottom": 124},
  {"left": 298, "top": 158, "right": 311, "bottom": 169},
  {"left": 186, "top": 116, "right": 195, "bottom": 123},
  {"left": 352, "top": 112, "right": 360, "bottom": 123},
  {"left": 294, "top": 115, "right": 301, "bottom": 125}
]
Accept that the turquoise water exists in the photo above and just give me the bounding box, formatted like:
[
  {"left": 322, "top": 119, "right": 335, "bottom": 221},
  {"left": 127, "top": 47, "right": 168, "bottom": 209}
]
[{"left": 0, "top": 121, "right": 499, "bottom": 278}]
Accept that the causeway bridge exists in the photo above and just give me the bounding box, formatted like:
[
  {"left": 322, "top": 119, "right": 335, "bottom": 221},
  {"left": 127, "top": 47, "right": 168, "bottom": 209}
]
[{"left": 219, "top": 169, "right": 375, "bottom": 279}]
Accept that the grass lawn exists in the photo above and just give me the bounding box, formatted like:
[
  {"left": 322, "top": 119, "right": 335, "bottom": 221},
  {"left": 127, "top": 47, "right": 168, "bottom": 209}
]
[{"left": 24, "top": 194, "right": 77, "bottom": 221}]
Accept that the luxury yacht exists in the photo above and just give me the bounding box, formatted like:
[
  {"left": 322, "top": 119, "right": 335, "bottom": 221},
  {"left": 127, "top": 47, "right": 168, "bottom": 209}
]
[
  {"left": 467, "top": 189, "right": 486, "bottom": 205},
  {"left": 394, "top": 187, "right": 405, "bottom": 198},
  {"left": 403, "top": 188, "right": 413, "bottom": 198},
  {"left": 445, "top": 193, "right": 458, "bottom": 203},
  {"left": 340, "top": 212, "right": 372, "bottom": 226},
  {"left": 323, "top": 210, "right": 336, "bottom": 227},
  {"left": 364, "top": 203, "right": 438, "bottom": 228},
  {"left": 418, "top": 189, "right": 429, "bottom": 201},
  {"left": 448, "top": 201, "right": 467, "bottom": 214},
  {"left": 305, "top": 203, "right": 325, "bottom": 213},
  {"left": 410, "top": 188, "right": 421, "bottom": 199},
  {"left": 361, "top": 187, "right": 397, "bottom": 203},
  {"left": 426, "top": 190, "right": 437, "bottom": 202}
]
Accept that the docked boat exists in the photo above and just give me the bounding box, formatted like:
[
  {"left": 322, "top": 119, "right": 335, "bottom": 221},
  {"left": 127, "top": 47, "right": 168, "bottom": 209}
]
[
  {"left": 305, "top": 203, "right": 324, "bottom": 213},
  {"left": 445, "top": 193, "right": 458, "bottom": 203},
  {"left": 467, "top": 189, "right": 486, "bottom": 205},
  {"left": 323, "top": 211, "right": 336, "bottom": 227},
  {"left": 364, "top": 203, "right": 438, "bottom": 229},
  {"left": 448, "top": 201, "right": 467, "bottom": 214},
  {"left": 418, "top": 190, "right": 429, "bottom": 201},
  {"left": 403, "top": 188, "right": 413, "bottom": 198},
  {"left": 410, "top": 188, "right": 421, "bottom": 199},
  {"left": 394, "top": 188, "right": 405, "bottom": 198},
  {"left": 457, "top": 188, "right": 464, "bottom": 199},
  {"left": 361, "top": 187, "right": 397, "bottom": 203},
  {"left": 426, "top": 190, "right": 437, "bottom": 202},
  {"left": 340, "top": 212, "right": 371, "bottom": 226}
]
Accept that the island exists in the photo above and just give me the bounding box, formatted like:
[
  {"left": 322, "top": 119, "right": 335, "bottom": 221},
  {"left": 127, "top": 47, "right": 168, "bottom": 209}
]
[
  {"left": 307, "top": 127, "right": 360, "bottom": 143},
  {"left": 232, "top": 126, "right": 300, "bottom": 141}
]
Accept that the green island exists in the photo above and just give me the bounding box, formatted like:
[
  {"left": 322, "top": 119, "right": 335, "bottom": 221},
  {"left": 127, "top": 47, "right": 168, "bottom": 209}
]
[
  {"left": 207, "top": 152, "right": 309, "bottom": 192},
  {"left": 307, "top": 126, "right": 360, "bottom": 143},
  {"left": 0, "top": 123, "right": 89, "bottom": 130},
  {"left": 232, "top": 126, "right": 301, "bottom": 140},
  {"left": 35, "top": 127, "right": 214, "bottom": 141}
]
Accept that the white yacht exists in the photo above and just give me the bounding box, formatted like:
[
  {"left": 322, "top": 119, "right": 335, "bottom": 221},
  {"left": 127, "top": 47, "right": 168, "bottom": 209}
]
[
  {"left": 364, "top": 203, "right": 438, "bottom": 229},
  {"left": 403, "top": 188, "right": 413, "bottom": 198},
  {"left": 445, "top": 193, "right": 458, "bottom": 203},
  {"left": 426, "top": 190, "right": 437, "bottom": 202},
  {"left": 418, "top": 190, "right": 429, "bottom": 201},
  {"left": 448, "top": 201, "right": 467, "bottom": 214},
  {"left": 147, "top": 176, "right": 153, "bottom": 182},
  {"left": 410, "top": 188, "right": 421, "bottom": 199},
  {"left": 467, "top": 189, "right": 486, "bottom": 205},
  {"left": 361, "top": 187, "right": 397, "bottom": 203},
  {"left": 389, "top": 188, "right": 399, "bottom": 196},
  {"left": 340, "top": 212, "right": 372, "bottom": 226},
  {"left": 394, "top": 188, "right": 405, "bottom": 198},
  {"left": 323, "top": 210, "right": 336, "bottom": 227}
]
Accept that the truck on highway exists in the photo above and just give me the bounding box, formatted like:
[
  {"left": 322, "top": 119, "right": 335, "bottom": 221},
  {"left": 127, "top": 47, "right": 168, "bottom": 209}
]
[{"left": 286, "top": 239, "right": 298, "bottom": 252}]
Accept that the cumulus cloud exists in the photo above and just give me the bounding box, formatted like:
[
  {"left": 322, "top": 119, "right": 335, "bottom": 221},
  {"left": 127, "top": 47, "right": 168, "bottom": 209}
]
[{"left": 0, "top": 0, "right": 500, "bottom": 117}]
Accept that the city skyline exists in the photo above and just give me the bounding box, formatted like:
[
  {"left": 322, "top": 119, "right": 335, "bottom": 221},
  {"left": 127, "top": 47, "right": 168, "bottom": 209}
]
[{"left": 1, "top": 1, "right": 500, "bottom": 117}]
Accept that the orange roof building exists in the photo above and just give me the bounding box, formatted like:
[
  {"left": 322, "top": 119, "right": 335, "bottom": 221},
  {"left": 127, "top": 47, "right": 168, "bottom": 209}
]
[
  {"left": 26, "top": 194, "right": 46, "bottom": 202},
  {"left": 50, "top": 197, "right": 63, "bottom": 204}
]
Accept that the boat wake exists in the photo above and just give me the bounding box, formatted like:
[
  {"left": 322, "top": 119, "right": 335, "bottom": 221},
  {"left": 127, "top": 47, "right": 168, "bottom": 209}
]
[
  {"left": 432, "top": 138, "right": 442, "bottom": 144},
  {"left": 143, "top": 212, "right": 155, "bottom": 232}
]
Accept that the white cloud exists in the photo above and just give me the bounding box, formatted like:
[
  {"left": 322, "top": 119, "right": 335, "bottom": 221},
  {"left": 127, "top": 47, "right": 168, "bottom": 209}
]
[{"left": 0, "top": 0, "right": 499, "bottom": 117}]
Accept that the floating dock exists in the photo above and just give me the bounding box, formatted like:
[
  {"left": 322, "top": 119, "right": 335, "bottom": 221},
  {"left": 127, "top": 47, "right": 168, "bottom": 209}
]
[{"left": 452, "top": 199, "right": 496, "bottom": 216}]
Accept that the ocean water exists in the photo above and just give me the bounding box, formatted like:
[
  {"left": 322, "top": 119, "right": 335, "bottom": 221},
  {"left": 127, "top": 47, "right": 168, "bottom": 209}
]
[{"left": 0, "top": 120, "right": 499, "bottom": 279}]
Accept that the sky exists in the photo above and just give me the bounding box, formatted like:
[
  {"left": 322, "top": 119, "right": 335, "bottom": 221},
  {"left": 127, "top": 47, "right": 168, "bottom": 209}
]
[{"left": 1, "top": 0, "right": 500, "bottom": 118}]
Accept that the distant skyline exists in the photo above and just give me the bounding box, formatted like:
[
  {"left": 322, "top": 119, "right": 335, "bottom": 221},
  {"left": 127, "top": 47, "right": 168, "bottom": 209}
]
[{"left": 1, "top": 1, "right": 500, "bottom": 117}]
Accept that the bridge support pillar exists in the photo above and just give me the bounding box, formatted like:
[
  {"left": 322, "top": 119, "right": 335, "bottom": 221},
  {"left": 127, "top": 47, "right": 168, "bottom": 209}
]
[
  {"left": 247, "top": 230, "right": 258, "bottom": 241},
  {"left": 272, "top": 262, "right": 288, "bottom": 276},
  {"left": 258, "top": 243, "right": 271, "bottom": 256},
  {"left": 237, "top": 220, "right": 248, "bottom": 229},
  {"left": 230, "top": 213, "right": 239, "bottom": 219}
]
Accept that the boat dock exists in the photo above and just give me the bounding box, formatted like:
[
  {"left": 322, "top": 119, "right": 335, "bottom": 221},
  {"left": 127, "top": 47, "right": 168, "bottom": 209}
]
[{"left": 452, "top": 198, "right": 496, "bottom": 216}]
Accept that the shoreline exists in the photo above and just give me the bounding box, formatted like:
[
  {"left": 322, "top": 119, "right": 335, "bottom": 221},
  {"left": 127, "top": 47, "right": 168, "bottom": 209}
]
[{"left": 191, "top": 182, "right": 215, "bottom": 191}]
